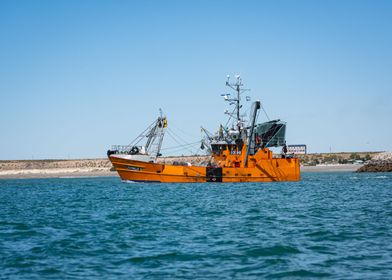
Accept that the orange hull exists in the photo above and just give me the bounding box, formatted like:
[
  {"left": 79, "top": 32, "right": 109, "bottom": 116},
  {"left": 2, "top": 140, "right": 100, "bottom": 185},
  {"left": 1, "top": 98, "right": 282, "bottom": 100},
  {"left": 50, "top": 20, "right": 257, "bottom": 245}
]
[{"left": 109, "top": 155, "right": 300, "bottom": 183}]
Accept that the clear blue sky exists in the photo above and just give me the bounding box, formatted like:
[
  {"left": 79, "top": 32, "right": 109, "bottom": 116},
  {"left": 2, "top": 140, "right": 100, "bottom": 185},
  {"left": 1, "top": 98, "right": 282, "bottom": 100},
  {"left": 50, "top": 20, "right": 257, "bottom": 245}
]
[{"left": 1, "top": 0, "right": 391, "bottom": 159}]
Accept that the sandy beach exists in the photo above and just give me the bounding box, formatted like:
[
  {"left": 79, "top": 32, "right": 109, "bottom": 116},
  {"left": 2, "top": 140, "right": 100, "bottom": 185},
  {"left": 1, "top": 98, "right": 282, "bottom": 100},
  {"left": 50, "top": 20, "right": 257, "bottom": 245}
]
[{"left": 0, "top": 159, "right": 116, "bottom": 179}]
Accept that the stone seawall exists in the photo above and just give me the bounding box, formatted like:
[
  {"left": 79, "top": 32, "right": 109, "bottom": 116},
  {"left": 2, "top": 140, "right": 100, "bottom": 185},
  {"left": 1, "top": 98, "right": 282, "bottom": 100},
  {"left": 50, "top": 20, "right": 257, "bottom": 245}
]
[{"left": 356, "top": 152, "right": 392, "bottom": 172}]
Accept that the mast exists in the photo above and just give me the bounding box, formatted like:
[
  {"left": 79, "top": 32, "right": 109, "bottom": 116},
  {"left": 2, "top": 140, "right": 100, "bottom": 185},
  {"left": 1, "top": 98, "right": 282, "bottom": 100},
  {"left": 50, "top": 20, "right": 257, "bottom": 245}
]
[
  {"left": 225, "top": 75, "right": 244, "bottom": 133},
  {"left": 145, "top": 109, "right": 167, "bottom": 159},
  {"left": 244, "top": 101, "right": 261, "bottom": 167},
  {"left": 223, "top": 74, "right": 252, "bottom": 139},
  {"left": 235, "top": 80, "right": 240, "bottom": 132}
]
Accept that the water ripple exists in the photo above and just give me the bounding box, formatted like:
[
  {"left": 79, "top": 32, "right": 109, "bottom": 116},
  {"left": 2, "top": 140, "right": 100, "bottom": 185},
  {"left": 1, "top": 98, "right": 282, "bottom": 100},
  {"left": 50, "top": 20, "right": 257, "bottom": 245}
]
[{"left": 1, "top": 173, "right": 392, "bottom": 279}]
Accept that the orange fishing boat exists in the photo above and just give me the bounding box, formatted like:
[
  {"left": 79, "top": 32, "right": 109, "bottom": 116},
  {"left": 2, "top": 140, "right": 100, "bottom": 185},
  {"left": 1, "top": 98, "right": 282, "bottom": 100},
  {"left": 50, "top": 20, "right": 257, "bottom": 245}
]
[{"left": 108, "top": 76, "right": 300, "bottom": 183}]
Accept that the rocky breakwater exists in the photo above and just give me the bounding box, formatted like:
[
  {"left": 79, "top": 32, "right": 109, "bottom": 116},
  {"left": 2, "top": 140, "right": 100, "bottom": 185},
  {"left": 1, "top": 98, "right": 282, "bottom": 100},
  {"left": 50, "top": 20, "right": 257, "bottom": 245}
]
[{"left": 356, "top": 152, "right": 392, "bottom": 172}]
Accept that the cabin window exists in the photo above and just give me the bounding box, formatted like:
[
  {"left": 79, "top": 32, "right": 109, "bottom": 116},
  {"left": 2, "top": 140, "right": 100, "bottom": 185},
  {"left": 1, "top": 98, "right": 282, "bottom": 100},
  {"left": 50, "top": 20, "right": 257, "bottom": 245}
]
[
  {"left": 211, "top": 144, "right": 228, "bottom": 155},
  {"left": 211, "top": 145, "right": 221, "bottom": 155}
]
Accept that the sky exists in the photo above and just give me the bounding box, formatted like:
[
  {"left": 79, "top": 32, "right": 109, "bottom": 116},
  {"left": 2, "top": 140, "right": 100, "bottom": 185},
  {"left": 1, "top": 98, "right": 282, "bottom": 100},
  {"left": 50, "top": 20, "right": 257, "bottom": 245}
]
[{"left": 0, "top": 0, "right": 391, "bottom": 160}]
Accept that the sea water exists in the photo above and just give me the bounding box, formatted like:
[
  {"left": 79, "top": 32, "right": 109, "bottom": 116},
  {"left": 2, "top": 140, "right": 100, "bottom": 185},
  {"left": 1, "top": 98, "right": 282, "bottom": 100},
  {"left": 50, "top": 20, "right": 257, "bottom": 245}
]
[{"left": 0, "top": 173, "right": 391, "bottom": 279}]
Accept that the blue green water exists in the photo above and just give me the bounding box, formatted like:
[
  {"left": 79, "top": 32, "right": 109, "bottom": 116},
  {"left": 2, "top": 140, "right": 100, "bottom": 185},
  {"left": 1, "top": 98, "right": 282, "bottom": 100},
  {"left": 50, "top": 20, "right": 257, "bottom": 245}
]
[{"left": 1, "top": 172, "right": 392, "bottom": 279}]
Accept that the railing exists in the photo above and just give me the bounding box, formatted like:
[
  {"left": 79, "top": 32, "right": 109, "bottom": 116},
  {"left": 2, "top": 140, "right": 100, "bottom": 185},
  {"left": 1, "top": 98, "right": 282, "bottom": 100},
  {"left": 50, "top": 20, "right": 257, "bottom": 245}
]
[{"left": 110, "top": 145, "right": 132, "bottom": 154}]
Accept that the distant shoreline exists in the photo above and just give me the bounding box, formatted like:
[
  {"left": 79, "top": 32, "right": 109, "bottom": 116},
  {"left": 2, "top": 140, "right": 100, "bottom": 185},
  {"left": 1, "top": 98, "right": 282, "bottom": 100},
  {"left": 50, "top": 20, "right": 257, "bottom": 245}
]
[
  {"left": 0, "top": 158, "right": 115, "bottom": 179},
  {"left": 301, "top": 164, "right": 362, "bottom": 173},
  {"left": 0, "top": 169, "right": 116, "bottom": 180},
  {"left": 0, "top": 157, "right": 363, "bottom": 179}
]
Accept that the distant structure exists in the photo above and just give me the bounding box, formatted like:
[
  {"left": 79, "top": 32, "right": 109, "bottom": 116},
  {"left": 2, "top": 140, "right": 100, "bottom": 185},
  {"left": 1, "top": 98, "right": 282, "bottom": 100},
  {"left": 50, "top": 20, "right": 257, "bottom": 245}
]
[{"left": 288, "top": 144, "right": 307, "bottom": 155}]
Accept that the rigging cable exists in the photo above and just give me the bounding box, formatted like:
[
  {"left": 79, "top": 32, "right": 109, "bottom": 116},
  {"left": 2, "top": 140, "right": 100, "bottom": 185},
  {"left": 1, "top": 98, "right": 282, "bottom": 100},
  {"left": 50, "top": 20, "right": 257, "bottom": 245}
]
[
  {"left": 166, "top": 130, "right": 197, "bottom": 154},
  {"left": 261, "top": 104, "right": 270, "bottom": 121},
  {"left": 167, "top": 127, "right": 196, "bottom": 148},
  {"left": 127, "top": 119, "right": 157, "bottom": 147},
  {"left": 169, "top": 121, "right": 200, "bottom": 139},
  {"left": 162, "top": 145, "right": 201, "bottom": 155},
  {"left": 160, "top": 141, "right": 201, "bottom": 151},
  {"left": 224, "top": 106, "right": 237, "bottom": 129}
]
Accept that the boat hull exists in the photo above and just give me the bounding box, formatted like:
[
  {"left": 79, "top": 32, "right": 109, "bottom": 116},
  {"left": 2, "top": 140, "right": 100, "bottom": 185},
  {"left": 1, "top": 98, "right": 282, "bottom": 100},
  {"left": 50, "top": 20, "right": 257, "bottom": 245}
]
[{"left": 109, "top": 156, "right": 300, "bottom": 183}]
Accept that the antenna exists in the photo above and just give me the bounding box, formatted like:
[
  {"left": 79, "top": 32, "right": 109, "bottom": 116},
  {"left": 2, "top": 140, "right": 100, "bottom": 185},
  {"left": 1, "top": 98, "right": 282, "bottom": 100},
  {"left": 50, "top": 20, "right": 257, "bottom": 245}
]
[{"left": 223, "top": 74, "right": 250, "bottom": 133}]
